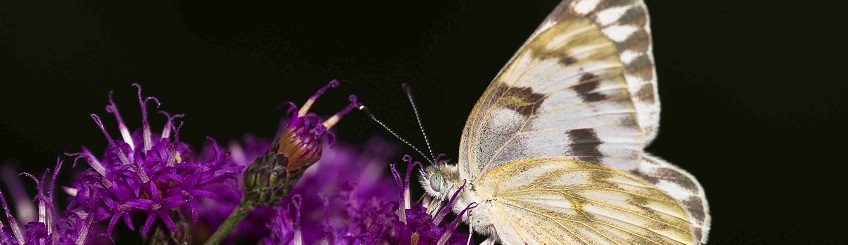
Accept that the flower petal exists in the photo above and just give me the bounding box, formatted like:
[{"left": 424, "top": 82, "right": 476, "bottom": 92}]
[{"left": 141, "top": 212, "right": 157, "bottom": 235}]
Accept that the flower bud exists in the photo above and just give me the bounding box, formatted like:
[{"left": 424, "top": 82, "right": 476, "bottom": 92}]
[{"left": 243, "top": 80, "right": 361, "bottom": 208}]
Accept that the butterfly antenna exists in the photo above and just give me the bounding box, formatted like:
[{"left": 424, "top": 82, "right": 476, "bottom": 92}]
[
  {"left": 402, "top": 84, "right": 437, "bottom": 162},
  {"left": 360, "top": 106, "right": 436, "bottom": 165}
]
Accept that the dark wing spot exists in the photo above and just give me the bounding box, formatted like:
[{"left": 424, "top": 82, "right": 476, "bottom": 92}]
[
  {"left": 638, "top": 172, "right": 661, "bottom": 184},
  {"left": 529, "top": 48, "right": 578, "bottom": 66},
  {"left": 625, "top": 54, "right": 654, "bottom": 81},
  {"left": 635, "top": 83, "right": 656, "bottom": 103},
  {"left": 560, "top": 55, "right": 578, "bottom": 65},
  {"left": 693, "top": 227, "right": 703, "bottom": 242},
  {"left": 652, "top": 168, "right": 699, "bottom": 192},
  {"left": 683, "top": 197, "right": 706, "bottom": 221},
  {"left": 620, "top": 29, "right": 651, "bottom": 53},
  {"left": 617, "top": 6, "right": 648, "bottom": 27},
  {"left": 574, "top": 73, "right": 608, "bottom": 102},
  {"left": 595, "top": 0, "right": 635, "bottom": 11},
  {"left": 494, "top": 84, "right": 545, "bottom": 116},
  {"left": 566, "top": 128, "right": 603, "bottom": 163}
]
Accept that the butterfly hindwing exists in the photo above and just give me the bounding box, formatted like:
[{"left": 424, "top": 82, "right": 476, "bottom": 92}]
[
  {"left": 477, "top": 158, "right": 693, "bottom": 244},
  {"left": 635, "top": 153, "right": 711, "bottom": 244}
]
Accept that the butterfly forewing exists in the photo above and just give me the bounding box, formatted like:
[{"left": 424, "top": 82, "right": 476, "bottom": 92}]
[
  {"left": 544, "top": 0, "right": 662, "bottom": 142},
  {"left": 458, "top": 1, "right": 651, "bottom": 180},
  {"left": 477, "top": 158, "right": 693, "bottom": 244}
]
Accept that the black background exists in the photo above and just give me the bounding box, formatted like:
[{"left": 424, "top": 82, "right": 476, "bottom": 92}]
[{"left": 1, "top": 0, "right": 846, "bottom": 244}]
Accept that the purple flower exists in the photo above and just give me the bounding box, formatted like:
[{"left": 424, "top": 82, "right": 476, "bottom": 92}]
[
  {"left": 377, "top": 156, "right": 475, "bottom": 245},
  {"left": 261, "top": 195, "right": 302, "bottom": 245},
  {"left": 1, "top": 161, "right": 105, "bottom": 245},
  {"left": 263, "top": 154, "right": 474, "bottom": 245},
  {"left": 64, "top": 84, "right": 241, "bottom": 238},
  {"left": 291, "top": 137, "right": 401, "bottom": 243},
  {"left": 199, "top": 136, "right": 401, "bottom": 243},
  {"left": 202, "top": 80, "right": 365, "bottom": 245}
]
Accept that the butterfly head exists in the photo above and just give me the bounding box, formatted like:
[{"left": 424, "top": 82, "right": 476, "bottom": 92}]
[{"left": 419, "top": 163, "right": 461, "bottom": 200}]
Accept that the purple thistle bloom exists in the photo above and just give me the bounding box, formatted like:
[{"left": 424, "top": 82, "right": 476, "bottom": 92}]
[
  {"left": 290, "top": 137, "right": 400, "bottom": 243},
  {"left": 263, "top": 153, "right": 474, "bottom": 245},
  {"left": 64, "top": 84, "right": 241, "bottom": 238},
  {"left": 202, "top": 80, "right": 365, "bottom": 244},
  {"left": 198, "top": 136, "right": 401, "bottom": 243},
  {"left": 387, "top": 156, "right": 475, "bottom": 245},
  {"left": 1, "top": 160, "right": 105, "bottom": 245}
]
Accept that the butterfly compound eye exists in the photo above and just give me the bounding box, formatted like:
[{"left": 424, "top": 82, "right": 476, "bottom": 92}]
[{"left": 429, "top": 173, "right": 443, "bottom": 192}]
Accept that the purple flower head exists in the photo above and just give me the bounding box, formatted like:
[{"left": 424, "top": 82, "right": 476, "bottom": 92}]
[
  {"left": 289, "top": 136, "right": 401, "bottom": 243},
  {"left": 389, "top": 156, "right": 475, "bottom": 245},
  {"left": 198, "top": 135, "right": 400, "bottom": 243},
  {"left": 263, "top": 153, "right": 473, "bottom": 245},
  {"left": 64, "top": 84, "right": 241, "bottom": 238},
  {"left": 243, "top": 80, "right": 362, "bottom": 208},
  {"left": 1, "top": 160, "right": 103, "bottom": 245}
]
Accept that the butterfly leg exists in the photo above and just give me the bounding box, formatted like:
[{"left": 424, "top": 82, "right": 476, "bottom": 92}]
[
  {"left": 466, "top": 209, "right": 474, "bottom": 245},
  {"left": 480, "top": 236, "right": 497, "bottom": 245}
]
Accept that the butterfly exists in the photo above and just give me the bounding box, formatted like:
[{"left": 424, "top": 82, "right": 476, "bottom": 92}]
[{"left": 418, "top": 0, "right": 711, "bottom": 244}]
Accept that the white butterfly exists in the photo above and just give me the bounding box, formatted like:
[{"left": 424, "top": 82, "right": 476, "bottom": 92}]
[{"left": 418, "top": 0, "right": 711, "bottom": 244}]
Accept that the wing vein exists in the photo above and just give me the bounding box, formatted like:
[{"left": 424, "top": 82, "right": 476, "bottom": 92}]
[
  {"left": 514, "top": 124, "right": 635, "bottom": 136},
  {"left": 498, "top": 198, "right": 624, "bottom": 245},
  {"left": 516, "top": 188, "right": 688, "bottom": 232}
]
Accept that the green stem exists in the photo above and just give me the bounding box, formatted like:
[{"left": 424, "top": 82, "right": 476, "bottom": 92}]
[{"left": 204, "top": 200, "right": 254, "bottom": 245}]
